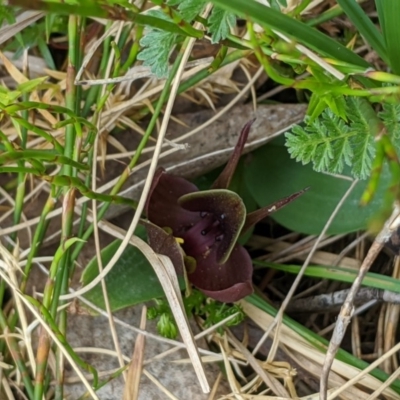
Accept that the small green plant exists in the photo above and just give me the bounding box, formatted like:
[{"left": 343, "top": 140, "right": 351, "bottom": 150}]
[{"left": 147, "top": 290, "right": 245, "bottom": 339}]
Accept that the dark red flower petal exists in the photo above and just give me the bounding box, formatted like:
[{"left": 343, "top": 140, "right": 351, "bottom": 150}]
[
  {"left": 200, "top": 281, "right": 253, "bottom": 303},
  {"left": 178, "top": 189, "right": 246, "bottom": 264},
  {"left": 211, "top": 119, "right": 255, "bottom": 190},
  {"left": 188, "top": 243, "right": 253, "bottom": 303},
  {"left": 145, "top": 168, "right": 201, "bottom": 237},
  {"left": 141, "top": 220, "right": 185, "bottom": 275}
]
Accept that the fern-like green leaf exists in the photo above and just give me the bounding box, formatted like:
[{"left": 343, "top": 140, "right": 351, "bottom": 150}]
[
  {"left": 208, "top": 7, "right": 236, "bottom": 43},
  {"left": 346, "top": 97, "right": 380, "bottom": 137},
  {"left": 285, "top": 125, "right": 315, "bottom": 164},
  {"left": 351, "top": 132, "right": 375, "bottom": 180},
  {"left": 345, "top": 97, "right": 379, "bottom": 179},
  {"left": 379, "top": 103, "right": 400, "bottom": 144},
  {"left": 167, "top": 0, "right": 236, "bottom": 43},
  {"left": 285, "top": 99, "right": 377, "bottom": 180},
  {"left": 323, "top": 111, "right": 353, "bottom": 173},
  {"left": 137, "top": 30, "right": 176, "bottom": 78},
  {"left": 308, "top": 118, "right": 334, "bottom": 172},
  {"left": 286, "top": 110, "right": 353, "bottom": 174},
  {"left": 137, "top": 10, "right": 177, "bottom": 78},
  {"left": 168, "top": 0, "right": 206, "bottom": 22}
]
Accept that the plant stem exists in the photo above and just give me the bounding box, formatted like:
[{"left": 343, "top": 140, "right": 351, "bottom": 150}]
[{"left": 0, "top": 309, "right": 34, "bottom": 399}]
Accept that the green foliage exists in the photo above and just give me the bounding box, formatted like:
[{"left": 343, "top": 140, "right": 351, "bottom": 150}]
[
  {"left": 379, "top": 103, "right": 400, "bottom": 145},
  {"left": 167, "top": 0, "right": 236, "bottom": 42},
  {"left": 137, "top": 1, "right": 236, "bottom": 77},
  {"left": 168, "top": 0, "right": 206, "bottom": 22},
  {"left": 137, "top": 10, "right": 177, "bottom": 78},
  {"left": 208, "top": 6, "right": 236, "bottom": 43},
  {"left": 0, "top": 5, "right": 16, "bottom": 26},
  {"left": 147, "top": 290, "right": 245, "bottom": 339},
  {"left": 4, "top": 21, "right": 56, "bottom": 69},
  {"left": 285, "top": 97, "right": 382, "bottom": 180},
  {"left": 81, "top": 227, "right": 185, "bottom": 311},
  {"left": 244, "top": 140, "right": 391, "bottom": 235}
]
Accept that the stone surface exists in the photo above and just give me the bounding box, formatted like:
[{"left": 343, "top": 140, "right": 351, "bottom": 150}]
[{"left": 65, "top": 307, "right": 228, "bottom": 399}]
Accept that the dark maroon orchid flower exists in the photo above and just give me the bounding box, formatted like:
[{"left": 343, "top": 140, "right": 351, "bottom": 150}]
[{"left": 144, "top": 121, "right": 307, "bottom": 303}]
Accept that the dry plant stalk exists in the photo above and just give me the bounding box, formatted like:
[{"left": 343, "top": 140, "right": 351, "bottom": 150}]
[
  {"left": 123, "top": 306, "right": 147, "bottom": 400},
  {"left": 320, "top": 202, "right": 400, "bottom": 400},
  {"left": 240, "top": 300, "right": 399, "bottom": 399}
]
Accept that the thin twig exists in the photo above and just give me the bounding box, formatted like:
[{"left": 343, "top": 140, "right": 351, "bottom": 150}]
[
  {"left": 252, "top": 180, "right": 359, "bottom": 359},
  {"left": 320, "top": 203, "right": 400, "bottom": 400}
]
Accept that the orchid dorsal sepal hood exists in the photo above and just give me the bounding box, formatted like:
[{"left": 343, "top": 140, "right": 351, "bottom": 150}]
[{"left": 144, "top": 120, "right": 308, "bottom": 303}]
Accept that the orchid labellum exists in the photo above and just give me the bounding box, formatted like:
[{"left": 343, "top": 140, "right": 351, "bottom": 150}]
[{"left": 144, "top": 120, "right": 307, "bottom": 302}]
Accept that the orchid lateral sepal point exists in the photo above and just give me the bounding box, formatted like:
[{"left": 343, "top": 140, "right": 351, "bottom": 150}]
[{"left": 241, "top": 186, "right": 310, "bottom": 235}]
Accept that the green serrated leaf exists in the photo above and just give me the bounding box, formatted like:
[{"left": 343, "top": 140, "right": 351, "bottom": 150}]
[
  {"left": 379, "top": 103, "right": 400, "bottom": 144},
  {"left": 310, "top": 118, "right": 333, "bottom": 172},
  {"left": 168, "top": 0, "right": 206, "bottom": 22},
  {"left": 138, "top": 29, "right": 177, "bottom": 78},
  {"left": 323, "top": 110, "right": 352, "bottom": 173},
  {"left": 351, "top": 133, "right": 375, "bottom": 180},
  {"left": 286, "top": 98, "right": 378, "bottom": 180},
  {"left": 208, "top": 7, "right": 236, "bottom": 43},
  {"left": 136, "top": 8, "right": 185, "bottom": 78},
  {"left": 81, "top": 227, "right": 185, "bottom": 311},
  {"left": 346, "top": 97, "right": 379, "bottom": 179}
]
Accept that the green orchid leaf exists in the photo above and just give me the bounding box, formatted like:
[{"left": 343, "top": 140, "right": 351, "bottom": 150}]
[
  {"left": 244, "top": 140, "right": 390, "bottom": 235},
  {"left": 81, "top": 226, "right": 185, "bottom": 312}
]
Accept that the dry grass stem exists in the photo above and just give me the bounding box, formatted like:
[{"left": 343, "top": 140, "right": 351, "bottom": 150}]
[
  {"left": 252, "top": 180, "right": 359, "bottom": 360},
  {"left": 241, "top": 300, "right": 399, "bottom": 399},
  {"left": 321, "top": 203, "right": 400, "bottom": 400},
  {"left": 123, "top": 306, "right": 147, "bottom": 400}
]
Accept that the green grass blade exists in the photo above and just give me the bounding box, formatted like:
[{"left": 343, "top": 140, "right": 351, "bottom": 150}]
[
  {"left": 11, "top": 117, "right": 64, "bottom": 153},
  {"left": 377, "top": 1, "right": 400, "bottom": 74},
  {"left": 8, "top": 0, "right": 202, "bottom": 37},
  {"left": 336, "top": 0, "right": 387, "bottom": 65},
  {"left": 210, "top": 0, "right": 369, "bottom": 68},
  {"left": 45, "top": 175, "right": 138, "bottom": 208},
  {"left": 0, "top": 150, "right": 89, "bottom": 171},
  {"left": 254, "top": 261, "right": 400, "bottom": 293}
]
